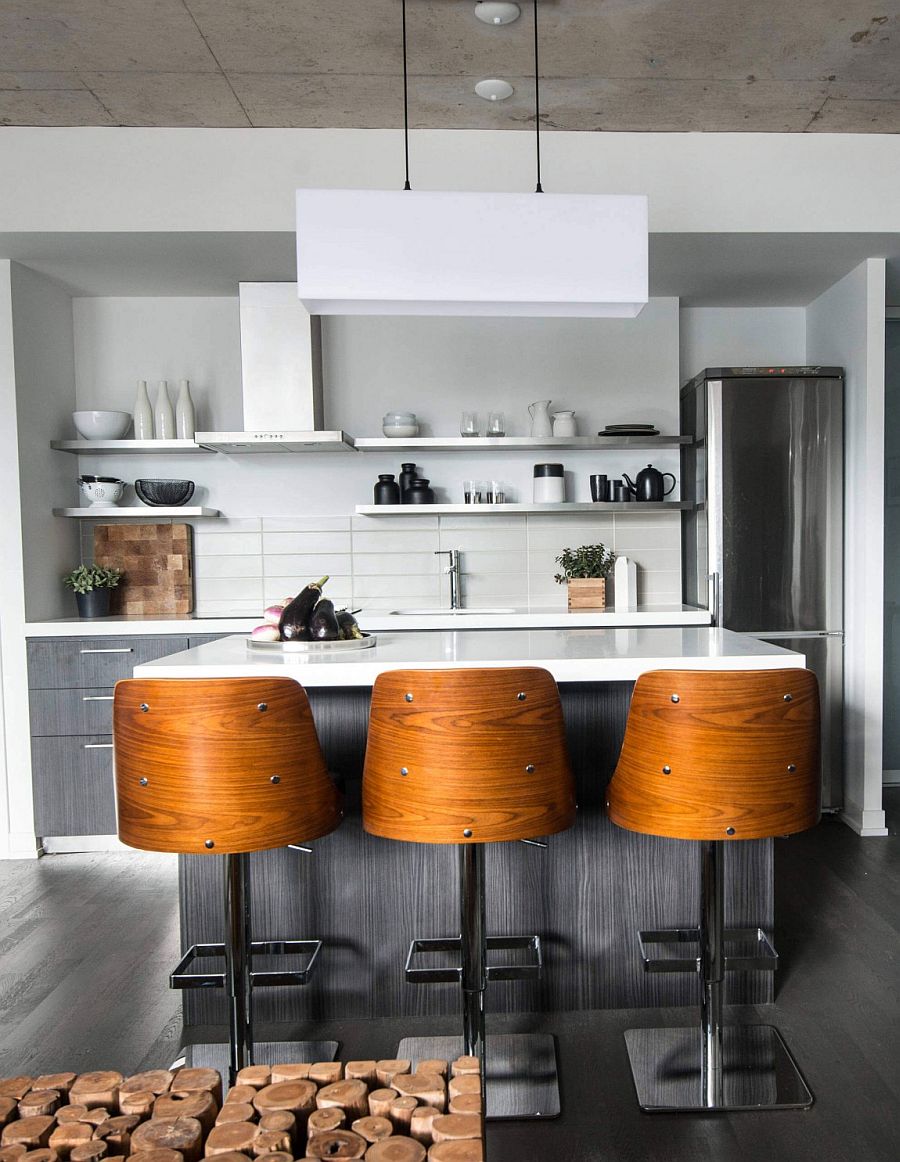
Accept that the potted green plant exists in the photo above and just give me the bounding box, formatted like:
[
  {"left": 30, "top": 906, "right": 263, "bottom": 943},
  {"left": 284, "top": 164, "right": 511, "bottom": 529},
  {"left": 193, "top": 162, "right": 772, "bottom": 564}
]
[
  {"left": 63, "top": 564, "right": 123, "bottom": 618},
  {"left": 554, "top": 543, "right": 616, "bottom": 610}
]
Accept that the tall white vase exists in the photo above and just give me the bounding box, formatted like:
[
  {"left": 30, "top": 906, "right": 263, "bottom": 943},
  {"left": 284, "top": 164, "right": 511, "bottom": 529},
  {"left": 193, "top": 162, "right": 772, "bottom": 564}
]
[
  {"left": 176, "top": 378, "right": 196, "bottom": 440},
  {"left": 133, "top": 379, "right": 154, "bottom": 440},
  {"left": 154, "top": 380, "right": 175, "bottom": 440}
]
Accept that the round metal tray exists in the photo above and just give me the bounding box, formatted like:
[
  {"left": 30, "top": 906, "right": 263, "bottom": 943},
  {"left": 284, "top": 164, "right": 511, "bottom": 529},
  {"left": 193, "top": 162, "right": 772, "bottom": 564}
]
[{"left": 247, "top": 632, "right": 376, "bottom": 653}]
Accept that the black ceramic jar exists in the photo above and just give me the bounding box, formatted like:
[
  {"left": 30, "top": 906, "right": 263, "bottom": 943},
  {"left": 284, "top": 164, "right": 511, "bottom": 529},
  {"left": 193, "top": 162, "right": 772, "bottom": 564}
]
[
  {"left": 374, "top": 473, "right": 401, "bottom": 504},
  {"left": 406, "top": 477, "right": 435, "bottom": 504}
]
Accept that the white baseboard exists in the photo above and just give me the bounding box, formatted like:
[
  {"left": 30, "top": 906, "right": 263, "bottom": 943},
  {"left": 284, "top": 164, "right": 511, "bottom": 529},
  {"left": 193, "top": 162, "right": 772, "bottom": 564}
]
[
  {"left": 0, "top": 831, "right": 42, "bottom": 860},
  {"left": 41, "top": 835, "right": 128, "bottom": 854}
]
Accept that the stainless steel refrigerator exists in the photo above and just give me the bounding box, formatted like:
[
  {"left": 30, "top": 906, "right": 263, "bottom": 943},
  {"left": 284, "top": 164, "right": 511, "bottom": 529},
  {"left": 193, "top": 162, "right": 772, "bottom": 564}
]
[{"left": 681, "top": 366, "right": 844, "bottom": 809}]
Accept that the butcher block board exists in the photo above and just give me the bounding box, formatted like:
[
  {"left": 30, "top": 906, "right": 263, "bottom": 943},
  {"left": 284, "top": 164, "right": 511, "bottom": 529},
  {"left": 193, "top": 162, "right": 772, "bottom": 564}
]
[{"left": 94, "top": 523, "right": 194, "bottom": 616}]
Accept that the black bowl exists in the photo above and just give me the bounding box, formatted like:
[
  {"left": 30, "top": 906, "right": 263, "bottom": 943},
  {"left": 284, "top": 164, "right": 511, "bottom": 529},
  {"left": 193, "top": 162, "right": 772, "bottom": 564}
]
[{"left": 134, "top": 478, "right": 195, "bottom": 507}]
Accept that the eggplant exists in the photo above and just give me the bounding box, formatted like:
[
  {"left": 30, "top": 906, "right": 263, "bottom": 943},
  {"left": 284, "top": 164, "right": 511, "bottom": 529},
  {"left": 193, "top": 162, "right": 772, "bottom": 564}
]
[
  {"left": 309, "top": 597, "right": 340, "bottom": 641},
  {"left": 336, "top": 610, "right": 363, "bottom": 640},
  {"left": 279, "top": 575, "right": 328, "bottom": 641}
]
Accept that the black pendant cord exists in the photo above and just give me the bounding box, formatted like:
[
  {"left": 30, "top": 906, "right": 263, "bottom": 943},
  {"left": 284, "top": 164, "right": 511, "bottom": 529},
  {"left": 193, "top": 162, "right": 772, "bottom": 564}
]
[
  {"left": 533, "top": 0, "right": 543, "bottom": 193},
  {"left": 402, "top": 0, "right": 411, "bottom": 190}
]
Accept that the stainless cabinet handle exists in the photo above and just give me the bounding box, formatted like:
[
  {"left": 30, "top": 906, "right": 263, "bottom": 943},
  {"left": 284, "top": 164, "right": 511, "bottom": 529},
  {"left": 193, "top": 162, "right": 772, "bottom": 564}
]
[
  {"left": 82, "top": 695, "right": 114, "bottom": 702},
  {"left": 83, "top": 743, "right": 114, "bottom": 749},
  {"left": 79, "top": 647, "right": 133, "bottom": 654}
]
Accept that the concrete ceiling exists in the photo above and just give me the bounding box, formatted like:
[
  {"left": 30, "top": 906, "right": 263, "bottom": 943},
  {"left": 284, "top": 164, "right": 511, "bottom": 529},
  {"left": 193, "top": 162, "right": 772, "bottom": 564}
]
[{"left": 0, "top": 1, "right": 898, "bottom": 133}]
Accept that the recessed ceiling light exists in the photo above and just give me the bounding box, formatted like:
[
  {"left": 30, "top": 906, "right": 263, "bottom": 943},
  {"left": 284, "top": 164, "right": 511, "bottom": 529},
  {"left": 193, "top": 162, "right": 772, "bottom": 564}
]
[
  {"left": 475, "top": 78, "right": 515, "bottom": 101},
  {"left": 475, "top": 2, "right": 521, "bottom": 26}
]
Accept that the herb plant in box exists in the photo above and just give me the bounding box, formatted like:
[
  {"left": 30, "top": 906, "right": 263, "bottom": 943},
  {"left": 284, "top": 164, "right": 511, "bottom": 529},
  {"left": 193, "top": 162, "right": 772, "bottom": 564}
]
[
  {"left": 554, "top": 544, "right": 616, "bottom": 610},
  {"left": 63, "top": 564, "right": 123, "bottom": 619}
]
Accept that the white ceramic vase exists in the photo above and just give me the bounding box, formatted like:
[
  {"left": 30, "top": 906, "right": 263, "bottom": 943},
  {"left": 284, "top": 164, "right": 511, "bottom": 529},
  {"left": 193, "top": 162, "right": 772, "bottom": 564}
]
[
  {"left": 133, "top": 379, "right": 153, "bottom": 440},
  {"left": 154, "top": 380, "right": 175, "bottom": 440},
  {"left": 176, "top": 378, "right": 196, "bottom": 440}
]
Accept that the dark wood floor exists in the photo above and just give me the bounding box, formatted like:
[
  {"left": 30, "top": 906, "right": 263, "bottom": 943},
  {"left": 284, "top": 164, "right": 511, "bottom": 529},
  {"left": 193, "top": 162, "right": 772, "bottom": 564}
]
[{"left": 1, "top": 793, "right": 898, "bottom": 1161}]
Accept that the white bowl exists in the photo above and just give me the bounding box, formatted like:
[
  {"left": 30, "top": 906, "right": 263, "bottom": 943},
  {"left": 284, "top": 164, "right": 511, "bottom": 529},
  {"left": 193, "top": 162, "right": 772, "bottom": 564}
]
[
  {"left": 383, "top": 423, "right": 419, "bottom": 438},
  {"left": 79, "top": 479, "right": 125, "bottom": 507},
  {"left": 73, "top": 410, "right": 132, "bottom": 440}
]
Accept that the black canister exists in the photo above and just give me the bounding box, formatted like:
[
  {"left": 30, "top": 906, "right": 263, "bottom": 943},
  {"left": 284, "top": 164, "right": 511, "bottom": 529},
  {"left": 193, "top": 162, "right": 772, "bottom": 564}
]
[
  {"left": 399, "top": 462, "right": 418, "bottom": 502},
  {"left": 374, "top": 473, "right": 401, "bottom": 504},
  {"left": 406, "top": 477, "right": 435, "bottom": 504}
]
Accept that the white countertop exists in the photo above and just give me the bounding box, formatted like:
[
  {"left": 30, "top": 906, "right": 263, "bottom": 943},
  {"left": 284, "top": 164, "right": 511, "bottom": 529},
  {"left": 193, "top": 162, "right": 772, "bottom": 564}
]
[
  {"left": 133, "top": 627, "right": 804, "bottom": 687},
  {"left": 25, "top": 604, "right": 711, "bottom": 637}
]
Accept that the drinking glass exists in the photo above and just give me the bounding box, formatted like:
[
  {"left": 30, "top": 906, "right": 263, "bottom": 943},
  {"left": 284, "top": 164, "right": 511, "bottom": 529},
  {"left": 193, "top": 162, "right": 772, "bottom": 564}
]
[
  {"left": 490, "top": 480, "right": 506, "bottom": 504},
  {"left": 487, "top": 412, "right": 506, "bottom": 437},
  {"left": 460, "top": 411, "right": 480, "bottom": 438},
  {"left": 463, "top": 478, "right": 476, "bottom": 504}
]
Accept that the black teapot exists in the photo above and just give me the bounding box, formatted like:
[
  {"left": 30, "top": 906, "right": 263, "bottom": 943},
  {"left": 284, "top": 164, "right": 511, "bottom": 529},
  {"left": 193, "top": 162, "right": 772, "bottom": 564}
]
[{"left": 622, "top": 464, "right": 676, "bottom": 502}]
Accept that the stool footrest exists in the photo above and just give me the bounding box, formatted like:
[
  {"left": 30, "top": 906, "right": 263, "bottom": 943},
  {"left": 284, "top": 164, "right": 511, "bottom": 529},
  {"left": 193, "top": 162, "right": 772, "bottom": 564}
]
[
  {"left": 405, "top": 935, "right": 543, "bottom": 983},
  {"left": 170, "top": 939, "right": 323, "bottom": 989},
  {"left": 637, "top": 927, "right": 778, "bottom": 973}
]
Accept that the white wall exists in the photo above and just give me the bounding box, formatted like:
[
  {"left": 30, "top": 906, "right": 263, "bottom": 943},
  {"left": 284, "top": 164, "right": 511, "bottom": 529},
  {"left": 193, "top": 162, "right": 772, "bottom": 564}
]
[
  {"left": 883, "top": 318, "right": 900, "bottom": 779},
  {"left": 679, "top": 308, "right": 807, "bottom": 384},
  {"left": 807, "top": 259, "right": 887, "bottom": 836}
]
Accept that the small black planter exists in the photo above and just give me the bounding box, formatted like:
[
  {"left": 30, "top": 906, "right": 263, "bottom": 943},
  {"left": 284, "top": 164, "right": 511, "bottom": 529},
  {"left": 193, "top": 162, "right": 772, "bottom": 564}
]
[{"left": 75, "top": 588, "right": 111, "bottom": 618}]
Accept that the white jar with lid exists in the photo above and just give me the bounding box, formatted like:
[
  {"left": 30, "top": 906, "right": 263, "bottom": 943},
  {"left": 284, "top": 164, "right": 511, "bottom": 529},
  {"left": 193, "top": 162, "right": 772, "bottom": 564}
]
[
  {"left": 533, "top": 463, "right": 565, "bottom": 503},
  {"left": 383, "top": 411, "right": 419, "bottom": 437}
]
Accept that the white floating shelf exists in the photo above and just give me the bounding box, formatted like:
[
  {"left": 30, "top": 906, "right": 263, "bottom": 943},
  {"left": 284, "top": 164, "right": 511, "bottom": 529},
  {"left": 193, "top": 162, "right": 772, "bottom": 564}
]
[
  {"left": 354, "top": 435, "right": 690, "bottom": 451},
  {"left": 196, "top": 430, "right": 355, "bottom": 453},
  {"left": 53, "top": 507, "right": 220, "bottom": 518},
  {"left": 355, "top": 502, "right": 691, "bottom": 515},
  {"left": 51, "top": 439, "right": 212, "bottom": 454}
]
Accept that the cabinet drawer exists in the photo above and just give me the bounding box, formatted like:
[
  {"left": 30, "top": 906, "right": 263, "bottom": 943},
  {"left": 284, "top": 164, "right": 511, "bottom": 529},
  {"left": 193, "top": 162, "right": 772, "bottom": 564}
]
[
  {"left": 29, "top": 688, "right": 115, "bottom": 736},
  {"left": 27, "top": 636, "right": 190, "bottom": 689},
  {"left": 31, "top": 736, "right": 117, "bottom": 836}
]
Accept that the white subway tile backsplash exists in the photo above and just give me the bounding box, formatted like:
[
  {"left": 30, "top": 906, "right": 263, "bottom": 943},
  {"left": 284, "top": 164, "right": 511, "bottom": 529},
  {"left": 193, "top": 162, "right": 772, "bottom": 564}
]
[
  {"left": 263, "top": 580, "right": 353, "bottom": 607},
  {"left": 194, "top": 577, "right": 264, "bottom": 604},
  {"left": 193, "top": 599, "right": 264, "bottom": 617},
  {"left": 619, "top": 549, "right": 681, "bottom": 573},
  {"left": 352, "top": 574, "right": 441, "bottom": 600},
  {"left": 352, "top": 514, "right": 439, "bottom": 531},
  {"left": 440, "top": 528, "right": 526, "bottom": 552},
  {"left": 193, "top": 531, "right": 262, "bottom": 556},
  {"left": 351, "top": 530, "right": 440, "bottom": 554},
  {"left": 262, "top": 530, "right": 352, "bottom": 555},
  {"left": 526, "top": 520, "right": 614, "bottom": 551},
  {"left": 262, "top": 516, "right": 351, "bottom": 533},
  {"left": 352, "top": 552, "right": 438, "bottom": 576},
  {"left": 193, "top": 517, "right": 262, "bottom": 534},
  {"left": 195, "top": 555, "right": 263, "bottom": 579},
  {"left": 440, "top": 514, "right": 526, "bottom": 531},
  {"left": 461, "top": 574, "right": 529, "bottom": 600},
  {"left": 264, "top": 553, "right": 352, "bottom": 578},
  {"left": 460, "top": 550, "right": 527, "bottom": 574}
]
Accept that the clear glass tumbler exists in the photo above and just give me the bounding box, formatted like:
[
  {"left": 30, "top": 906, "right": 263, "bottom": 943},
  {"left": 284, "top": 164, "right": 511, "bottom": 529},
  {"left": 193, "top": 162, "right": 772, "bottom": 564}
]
[
  {"left": 460, "top": 411, "right": 480, "bottom": 438},
  {"left": 487, "top": 412, "right": 506, "bottom": 437}
]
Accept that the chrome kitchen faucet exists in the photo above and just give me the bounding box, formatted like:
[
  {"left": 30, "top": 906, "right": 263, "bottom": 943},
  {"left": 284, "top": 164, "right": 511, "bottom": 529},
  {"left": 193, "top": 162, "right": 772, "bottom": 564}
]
[{"left": 435, "top": 549, "right": 462, "bottom": 610}]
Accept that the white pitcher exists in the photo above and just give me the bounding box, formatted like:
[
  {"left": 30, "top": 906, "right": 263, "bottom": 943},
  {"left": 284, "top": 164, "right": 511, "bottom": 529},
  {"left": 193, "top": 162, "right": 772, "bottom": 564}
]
[
  {"left": 552, "top": 409, "right": 577, "bottom": 437},
  {"left": 529, "top": 400, "right": 553, "bottom": 437}
]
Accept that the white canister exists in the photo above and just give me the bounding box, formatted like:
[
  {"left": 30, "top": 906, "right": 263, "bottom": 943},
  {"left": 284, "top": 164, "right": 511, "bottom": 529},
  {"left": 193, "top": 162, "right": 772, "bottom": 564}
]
[
  {"left": 552, "top": 410, "right": 577, "bottom": 437},
  {"left": 614, "top": 555, "right": 638, "bottom": 611},
  {"left": 533, "top": 463, "right": 565, "bottom": 503}
]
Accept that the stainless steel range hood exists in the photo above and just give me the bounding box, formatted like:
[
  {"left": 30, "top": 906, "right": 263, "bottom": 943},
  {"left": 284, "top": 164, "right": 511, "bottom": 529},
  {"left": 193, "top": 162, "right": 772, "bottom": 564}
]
[{"left": 196, "top": 283, "right": 355, "bottom": 453}]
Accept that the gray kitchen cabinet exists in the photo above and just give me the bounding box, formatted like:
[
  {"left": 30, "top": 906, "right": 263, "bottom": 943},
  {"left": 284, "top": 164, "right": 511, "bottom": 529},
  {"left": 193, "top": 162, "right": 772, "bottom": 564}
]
[{"left": 27, "top": 635, "right": 190, "bottom": 839}]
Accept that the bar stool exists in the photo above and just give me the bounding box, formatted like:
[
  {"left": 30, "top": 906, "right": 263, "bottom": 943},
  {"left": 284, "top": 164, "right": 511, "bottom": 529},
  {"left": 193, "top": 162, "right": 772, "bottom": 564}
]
[
  {"left": 363, "top": 667, "right": 576, "bottom": 1120},
  {"left": 606, "top": 668, "right": 820, "bottom": 1112},
  {"left": 113, "top": 677, "right": 342, "bottom": 1083}
]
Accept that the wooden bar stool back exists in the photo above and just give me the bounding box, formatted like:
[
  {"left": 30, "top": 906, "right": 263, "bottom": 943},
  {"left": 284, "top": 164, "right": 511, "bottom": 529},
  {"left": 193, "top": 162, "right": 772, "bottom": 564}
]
[
  {"left": 114, "top": 677, "right": 342, "bottom": 1081},
  {"left": 606, "top": 667, "right": 820, "bottom": 1112},
  {"left": 364, "top": 666, "right": 576, "bottom": 1120}
]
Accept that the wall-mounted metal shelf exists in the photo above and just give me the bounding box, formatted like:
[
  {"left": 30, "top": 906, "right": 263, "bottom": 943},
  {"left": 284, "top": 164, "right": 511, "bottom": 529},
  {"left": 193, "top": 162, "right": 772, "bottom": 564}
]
[
  {"left": 51, "top": 439, "right": 212, "bottom": 454},
  {"left": 195, "top": 431, "right": 355, "bottom": 453},
  {"left": 354, "top": 435, "right": 691, "bottom": 451},
  {"left": 53, "top": 507, "right": 220, "bottom": 518},
  {"left": 355, "top": 501, "right": 692, "bottom": 515}
]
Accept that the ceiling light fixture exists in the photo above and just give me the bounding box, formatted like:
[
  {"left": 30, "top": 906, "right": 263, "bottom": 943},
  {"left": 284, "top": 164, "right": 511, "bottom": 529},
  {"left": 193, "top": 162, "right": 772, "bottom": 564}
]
[
  {"left": 475, "top": 78, "right": 514, "bottom": 101},
  {"left": 295, "top": 0, "right": 648, "bottom": 318},
  {"left": 474, "top": 2, "right": 521, "bottom": 25}
]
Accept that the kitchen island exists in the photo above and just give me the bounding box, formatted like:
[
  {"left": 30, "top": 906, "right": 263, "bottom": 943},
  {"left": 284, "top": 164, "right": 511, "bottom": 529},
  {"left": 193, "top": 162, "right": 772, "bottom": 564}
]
[{"left": 134, "top": 627, "right": 804, "bottom": 1026}]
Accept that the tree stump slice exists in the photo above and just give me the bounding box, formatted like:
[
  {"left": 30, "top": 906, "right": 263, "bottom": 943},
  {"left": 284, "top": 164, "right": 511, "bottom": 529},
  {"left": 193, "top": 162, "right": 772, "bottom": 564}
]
[
  {"left": 80, "top": 1116, "right": 109, "bottom": 1131},
  {"left": 193, "top": 1155, "right": 244, "bottom": 1162},
  {"left": 365, "top": 1140, "right": 425, "bottom": 1162},
  {"left": 303, "top": 1130, "right": 366, "bottom": 1160},
  {"left": 416, "top": 1062, "right": 448, "bottom": 1081},
  {"left": 130, "top": 1116, "right": 202, "bottom": 1162},
  {"left": 2, "top": 1119, "right": 55, "bottom": 1150},
  {"left": 120, "top": 1076, "right": 173, "bottom": 1100},
  {"left": 201, "top": 1123, "right": 258, "bottom": 1157},
  {"left": 169, "top": 1074, "right": 221, "bottom": 1110},
  {"left": 387, "top": 1098, "right": 417, "bottom": 1134},
  {"left": 0, "top": 1100, "right": 17, "bottom": 1128},
  {"left": 307, "top": 1065, "right": 341, "bottom": 1088},
  {"left": 427, "top": 1141, "right": 484, "bottom": 1162},
  {"left": 449, "top": 1060, "right": 480, "bottom": 1078},
  {"left": 447, "top": 1077, "right": 480, "bottom": 1102},
  {"left": 71, "top": 1075, "right": 123, "bottom": 1113},
  {"left": 233, "top": 1070, "right": 268, "bottom": 1093},
  {"left": 49, "top": 1122, "right": 94, "bottom": 1156},
  {"left": 429, "top": 1115, "right": 481, "bottom": 1144},
  {"left": 409, "top": 1107, "right": 439, "bottom": 1146},
  {"left": 222, "top": 1090, "right": 255, "bottom": 1108},
  {"left": 255, "top": 1153, "right": 291, "bottom": 1162},
  {"left": 447, "top": 1095, "right": 481, "bottom": 1116},
  {"left": 213, "top": 1106, "right": 254, "bottom": 1128},
  {"left": 119, "top": 1150, "right": 182, "bottom": 1162},
  {"left": 268, "top": 1066, "right": 309, "bottom": 1085},
  {"left": 315, "top": 1082, "right": 368, "bottom": 1121},
  {"left": 252, "top": 1082, "right": 316, "bottom": 1120},
  {"left": 34, "top": 1077, "right": 75, "bottom": 1099},
  {"left": 391, "top": 1075, "right": 445, "bottom": 1112},
  {"left": 255, "top": 1113, "right": 291, "bottom": 1138},
  {"left": 19, "top": 1151, "right": 59, "bottom": 1162},
  {"left": 365, "top": 1091, "right": 397, "bottom": 1121},
  {"left": 118, "top": 1094, "right": 155, "bottom": 1121},
  {"left": 250, "top": 1132, "right": 290, "bottom": 1158},
  {"left": 343, "top": 1063, "right": 377, "bottom": 1087},
  {"left": 93, "top": 1116, "right": 139, "bottom": 1156},
  {"left": 374, "top": 1063, "right": 410, "bottom": 1090},
  {"left": 55, "top": 1109, "right": 90, "bottom": 1127},
  {"left": 0, "top": 1148, "right": 27, "bottom": 1162},
  {"left": 153, "top": 1093, "right": 217, "bottom": 1135},
  {"left": 19, "top": 1093, "right": 60, "bottom": 1120},
  {"left": 306, "top": 1109, "right": 344, "bottom": 1141},
  {"left": 69, "top": 1143, "right": 107, "bottom": 1162},
  {"left": 0, "top": 1080, "right": 33, "bottom": 1101},
  {"left": 349, "top": 1116, "right": 392, "bottom": 1144}
]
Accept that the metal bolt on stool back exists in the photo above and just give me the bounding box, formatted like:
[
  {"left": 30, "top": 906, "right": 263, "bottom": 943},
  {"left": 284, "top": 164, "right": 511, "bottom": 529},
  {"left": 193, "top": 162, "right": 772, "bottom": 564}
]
[
  {"left": 607, "top": 668, "right": 821, "bottom": 1112},
  {"left": 114, "top": 677, "right": 342, "bottom": 1083},
  {"left": 363, "top": 666, "right": 576, "bottom": 1121}
]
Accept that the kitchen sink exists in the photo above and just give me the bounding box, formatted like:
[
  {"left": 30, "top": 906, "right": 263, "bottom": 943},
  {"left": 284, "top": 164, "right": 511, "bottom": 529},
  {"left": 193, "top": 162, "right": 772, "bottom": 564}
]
[{"left": 390, "top": 607, "right": 517, "bottom": 616}]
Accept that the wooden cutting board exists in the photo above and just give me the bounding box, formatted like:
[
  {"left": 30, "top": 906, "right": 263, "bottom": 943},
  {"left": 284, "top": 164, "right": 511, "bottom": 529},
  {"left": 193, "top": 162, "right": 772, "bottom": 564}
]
[{"left": 93, "top": 523, "right": 193, "bottom": 616}]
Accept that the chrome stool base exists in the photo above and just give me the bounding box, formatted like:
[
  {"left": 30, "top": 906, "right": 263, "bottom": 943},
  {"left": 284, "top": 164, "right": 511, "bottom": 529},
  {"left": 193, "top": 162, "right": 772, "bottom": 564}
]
[
  {"left": 623, "top": 1025, "right": 813, "bottom": 1112},
  {"left": 397, "top": 1033, "right": 560, "bottom": 1120},
  {"left": 171, "top": 1040, "right": 340, "bottom": 1086}
]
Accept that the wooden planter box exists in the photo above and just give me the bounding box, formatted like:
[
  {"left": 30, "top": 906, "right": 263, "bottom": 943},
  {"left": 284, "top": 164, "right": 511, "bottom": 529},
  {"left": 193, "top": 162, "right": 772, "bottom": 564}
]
[{"left": 567, "top": 577, "right": 606, "bottom": 610}]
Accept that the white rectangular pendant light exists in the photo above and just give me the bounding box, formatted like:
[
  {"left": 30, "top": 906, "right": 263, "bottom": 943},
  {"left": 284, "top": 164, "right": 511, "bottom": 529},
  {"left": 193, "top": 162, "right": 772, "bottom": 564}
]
[{"left": 296, "top": 189, "right": 648, "bottom": 318}]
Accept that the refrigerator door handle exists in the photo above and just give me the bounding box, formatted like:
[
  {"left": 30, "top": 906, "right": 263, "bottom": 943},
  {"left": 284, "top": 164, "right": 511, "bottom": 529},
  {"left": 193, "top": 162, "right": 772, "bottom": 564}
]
[{"left": 707, "top": 572, "right": 720, "bottom": 626}]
